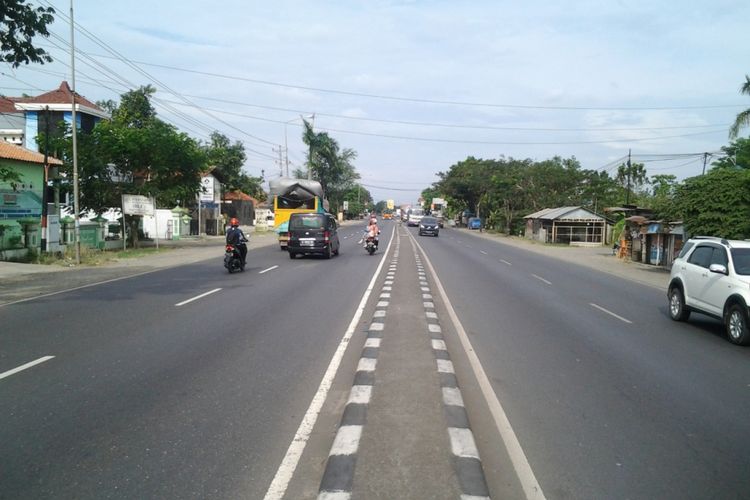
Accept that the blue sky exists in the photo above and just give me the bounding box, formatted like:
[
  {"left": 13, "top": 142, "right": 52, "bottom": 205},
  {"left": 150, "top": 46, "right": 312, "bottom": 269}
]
[{"left": 2, "top": 0, "right": 747, "bottom": 205}]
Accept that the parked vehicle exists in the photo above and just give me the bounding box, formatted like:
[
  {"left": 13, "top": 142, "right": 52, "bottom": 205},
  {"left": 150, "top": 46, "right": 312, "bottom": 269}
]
[
  {"left": 224, "top": 243, "right": 244, "bottom": 273},
  {"left": 468, "top": 217, "right": 482, "bottom": 230},
  {"left": 287, "top": 212, "right": 340, "bottom": 259},
  {"left": 667, "top": 236, "right": 750, "bottom": 345},
  {"left": 418, "top": 216, "right": 440, "bottom": 237}
]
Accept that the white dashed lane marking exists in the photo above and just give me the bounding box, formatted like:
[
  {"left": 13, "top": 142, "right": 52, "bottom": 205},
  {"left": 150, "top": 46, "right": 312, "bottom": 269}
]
[
  {"left": 0, "top": 356, "right": 55, "bottom": 381},
  {"left": 531, "top": 274, "right": 551, "bottom": 285},
  {"left": 175, "top": 288, "right": 222, "bottom": 307},
  {"left": 590, "top": 303, "right": 633, "bottom": 324}
]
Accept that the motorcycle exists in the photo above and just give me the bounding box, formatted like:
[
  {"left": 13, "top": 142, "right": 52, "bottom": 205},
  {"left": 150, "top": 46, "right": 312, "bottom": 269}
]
[
  {"left": 224, "top": 243, "right": 245, "bottom": 273},
  {"left": 364, "top": 236, "right": 378, "bottom": 255}
]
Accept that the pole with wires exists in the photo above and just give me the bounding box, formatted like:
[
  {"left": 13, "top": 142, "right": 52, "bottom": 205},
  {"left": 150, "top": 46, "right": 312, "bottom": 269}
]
[{"left": 70, "top": 0, "right": 81, "bottom": 265}]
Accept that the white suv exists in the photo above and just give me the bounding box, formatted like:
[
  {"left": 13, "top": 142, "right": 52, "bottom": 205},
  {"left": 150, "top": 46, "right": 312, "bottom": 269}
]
[{"left": 668, "top": 237, "right": 750, "bottom": 345}]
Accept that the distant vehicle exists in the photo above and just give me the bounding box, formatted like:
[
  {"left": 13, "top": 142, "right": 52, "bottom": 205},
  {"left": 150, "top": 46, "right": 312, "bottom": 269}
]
[
  {"left": 287, "top": 212, "right": 340, "bottom": 259},
  {"left": 407, "top": 208, "right": 425, "bottom": 227},
  {"left": 382, "top": 212, "right": 393, "bottom": 220},
  {"left": 468, "top": 217, "right": 482, "bottom": 230},
  {"left": 668, "top": 236, "right": 750, "bottom": 345},
  {"left": 418, "top": 216, "right": 439, "bottom": 237}
]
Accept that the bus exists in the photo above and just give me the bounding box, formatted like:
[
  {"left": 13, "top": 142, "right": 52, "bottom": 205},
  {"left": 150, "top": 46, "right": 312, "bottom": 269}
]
[{"left": 269, "top": 178, "right": 328, "bottom": 250}]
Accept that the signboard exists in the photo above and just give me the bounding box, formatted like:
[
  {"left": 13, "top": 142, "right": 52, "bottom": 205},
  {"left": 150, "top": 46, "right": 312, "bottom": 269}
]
[
  {"left": 122, "top": 194, "right": 155, "bottom": 216},
  {"left": 200, "top": 176, "right": 215, "bottom": 202},
  {"left": 386, "top": 199, "right": 394, "bottom": 210},
  {"left": 343, "top": 200, "right": 349, "bottom": 211}
]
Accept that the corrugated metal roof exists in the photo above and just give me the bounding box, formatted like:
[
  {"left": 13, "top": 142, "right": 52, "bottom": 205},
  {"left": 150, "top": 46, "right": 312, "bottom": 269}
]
[
  {"left": 0, "top": 141, "right": 63, "bottom": 165},
  {"left": 524, "top": 206, "right": 604, "bottom": 221}
]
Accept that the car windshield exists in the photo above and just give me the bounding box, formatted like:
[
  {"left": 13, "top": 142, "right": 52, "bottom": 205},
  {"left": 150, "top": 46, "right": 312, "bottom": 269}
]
[
  {"left": 289, "top": 214, "right": 325, "bottom": 230},
  {"left": 421, "top": 217, "right": 437, "bottom": 224},
  {"left": 731, "top": 248, "right": 750, "bottom": 275}
]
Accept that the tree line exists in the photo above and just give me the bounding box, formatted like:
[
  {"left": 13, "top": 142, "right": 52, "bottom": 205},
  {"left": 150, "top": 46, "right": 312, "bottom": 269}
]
[{"left": 426, "top": 137, "right": 749, "bottom": 239}]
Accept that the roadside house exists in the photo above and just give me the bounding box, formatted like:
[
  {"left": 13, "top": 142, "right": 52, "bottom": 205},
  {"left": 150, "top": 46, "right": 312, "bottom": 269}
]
[{"left": 0, "top": 142, "right": 63, "bottom": 259}]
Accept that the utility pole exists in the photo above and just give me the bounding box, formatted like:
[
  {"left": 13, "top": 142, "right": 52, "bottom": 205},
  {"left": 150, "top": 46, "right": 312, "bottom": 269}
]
[
  {"left": 273, "top": 145, "right": 283, "bottom": 177},
  {"left": 701, "top": 152, "right": 709, "bottom": 175},
  {"left": 41, "top": 106, "right": 50, "bottom": 252},
  {"left": 70, "top": 0, "right": 81, "bottom": 265}
]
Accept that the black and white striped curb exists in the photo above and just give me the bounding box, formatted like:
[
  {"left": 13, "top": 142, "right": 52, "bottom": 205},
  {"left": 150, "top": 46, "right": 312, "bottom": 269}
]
[
  {"left": 414, "top": 249, "right": 492, "bottom": 500},
  {"left": 317, "top": 239, "right": 400, "bottom": 500}
]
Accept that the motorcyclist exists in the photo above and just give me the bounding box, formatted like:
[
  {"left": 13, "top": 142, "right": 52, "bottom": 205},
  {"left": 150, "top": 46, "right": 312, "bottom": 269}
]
[
  {"left": 365, "top": 216, "right": 380, "bottom": 248},
  {"left": 226, "top": 217, "right": 248, "bottom": 265}
]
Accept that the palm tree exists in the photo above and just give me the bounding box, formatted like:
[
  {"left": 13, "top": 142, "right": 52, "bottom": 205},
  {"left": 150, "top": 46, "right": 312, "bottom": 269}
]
[{"left": 729, "top": 75, "right": 750, "bottom": 139}]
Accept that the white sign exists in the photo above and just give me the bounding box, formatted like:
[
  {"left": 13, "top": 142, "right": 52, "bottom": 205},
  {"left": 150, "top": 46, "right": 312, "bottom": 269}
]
[
  {"left": 200, "top": 176, "right": 215, "bottom": 202},
  {"left": 122, "top": 194, "right": 155, "bottom": 216},
  {"left": 343, "top": 200, "right": 349, "bottom": 211}
]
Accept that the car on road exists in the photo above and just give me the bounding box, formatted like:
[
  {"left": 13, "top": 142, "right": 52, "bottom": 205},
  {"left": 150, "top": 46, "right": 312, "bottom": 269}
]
[
  {"left": 667, "top": 236, "right": 750, "bottom": 345},
  {"left": 287, "top": 212, "right": 340, "bottom": 259},
  {"left": 418, "top": 216, "right": 440, "bottom": 237}
]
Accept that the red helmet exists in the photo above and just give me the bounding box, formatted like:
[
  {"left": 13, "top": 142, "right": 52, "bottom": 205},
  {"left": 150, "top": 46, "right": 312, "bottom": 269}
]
[{"left": 230, "top": 217, "right": 239, "bottom": 227}]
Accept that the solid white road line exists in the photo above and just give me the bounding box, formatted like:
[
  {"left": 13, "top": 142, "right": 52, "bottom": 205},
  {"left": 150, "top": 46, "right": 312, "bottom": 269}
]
[
  {"left": 590, "top": 303, "right": 633, "bottom": 324},
  {"left": 262, "top": 225, "right": 396, "bottom": 500},
  {"left": 259, "top": 265, "right": 279, "bottom": 274},
  {"left": 175, "top": 288, "right": 222, "bottom": 307},
  {"left": 531, "top": 274, "right": 552, "bottom": 285},
  {"left": 410, "top": 232, "right": 546, "bottom": 500},
  {"left": 0, "top": 356, "right": 55, "bottom": 381}
]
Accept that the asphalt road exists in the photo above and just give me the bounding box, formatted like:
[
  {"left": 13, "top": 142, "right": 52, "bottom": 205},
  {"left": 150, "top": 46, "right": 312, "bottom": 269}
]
[
  {"left": 3, "top": 220, "right": 749, "bottom": 500},
  {"left": 0, "top": 223, "right": 394, "bottom": 500},
  {"left": 412, "top": 225, "right": 750, "bottom": 499}
]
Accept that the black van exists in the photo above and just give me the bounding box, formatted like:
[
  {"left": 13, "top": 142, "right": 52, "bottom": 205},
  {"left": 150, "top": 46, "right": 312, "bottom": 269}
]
[{"left": 287, "top": 212, "right": 341, "bottom": 259}]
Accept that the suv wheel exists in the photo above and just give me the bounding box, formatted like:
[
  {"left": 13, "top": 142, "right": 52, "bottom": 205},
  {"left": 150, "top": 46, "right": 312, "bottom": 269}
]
[
  {"left": 324, "top": 244, "right": 332, "bottom": 259},
  {"left": 668, "top": 287, "right": 691, "bottom": 321},
  {"left": 726, "top": 304, "right": 750, "bottom": 345}
]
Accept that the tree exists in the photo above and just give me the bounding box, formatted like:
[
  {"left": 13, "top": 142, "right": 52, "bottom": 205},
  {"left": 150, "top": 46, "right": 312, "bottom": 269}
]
[
  {"left": 673, "top": 168, "right": 750, "bottom": 239},
  {"left": 301, "top": 119, "right": 360, "bottom": 212},
  {"left": 616, "top": 161, "right": 648, "bottom": 204},
  {"left": 729, "top": 75, "right": 750, "bottom": 139},
  {"left": 712, "top": 137, "right": 750, "bottom": 170},
  {"left": 649, "top": 174, "right": 679, "bottom": 220},
  {"left": 46, "top": 86, "right": 207, "bottom": 246},
  {"left": 1, "top": 1, "right": 55, "bottom": 67}
]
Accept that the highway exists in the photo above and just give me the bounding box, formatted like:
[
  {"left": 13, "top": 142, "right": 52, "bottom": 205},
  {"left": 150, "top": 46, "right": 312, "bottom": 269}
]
[{"left": 2, "top": 220, "right": 749, "bottom": 499}]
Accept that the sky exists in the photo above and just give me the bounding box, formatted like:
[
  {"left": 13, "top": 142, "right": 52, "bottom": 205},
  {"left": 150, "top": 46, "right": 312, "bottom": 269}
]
[{"left": 2, "top": 0, "right": 748, "bottom": 205}]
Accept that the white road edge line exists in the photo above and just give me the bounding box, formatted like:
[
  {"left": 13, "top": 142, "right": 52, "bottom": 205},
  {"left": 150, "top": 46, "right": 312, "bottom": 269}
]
[
  {"left": 409, "top": 232, "right": 546, "bottom": 500},
  {"left": 0, "top": 356, "right": 55, "bottom": 381},
  {"left": 263, "top": 224, "right": 396, "bottom": 500},
  {"left": 589, "top": 303, "right": 633, "bottom": 324},
  {"left": 531, "top": 274, "right": 552, "bottom": 285},
  {"left": 259, "top": 265, "right": 279, "bottom": 274},
  {"left": 175, "top": 288, "right": 222, "bottom": 307}
]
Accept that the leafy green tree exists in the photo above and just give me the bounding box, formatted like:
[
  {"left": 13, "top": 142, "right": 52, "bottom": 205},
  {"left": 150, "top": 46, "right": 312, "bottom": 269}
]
[
  {"left": 649, "top": 174, "right": 679, "bottom": 220},
  {"left": 729, "top": 75, "right": 750, "bottom": 139},
  {"left": 301, "top": 119, "right": 360, "bottom": 212},
  {"left": 374, "top": 200, "right": 388, "bottom": 213},
  {"left": 1, "top": 1, "right": 55, "bottom": 67},
  {"left": 673, "top": 168, "right": 750, "bottom": 238},
  {"left": 616, "top": 161, "right": 648, "bottom": 204},
  {"left": 47, "top": 86, "right": 206, "bottom": 246},
  {"left": 712, "top": 137, "right": 750, "bottom": 170}
]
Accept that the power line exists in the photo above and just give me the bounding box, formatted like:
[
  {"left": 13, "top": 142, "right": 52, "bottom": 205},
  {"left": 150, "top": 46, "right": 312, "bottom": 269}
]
[{"left": 80, "top": 51, "right": 747, "bottom": 112}]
